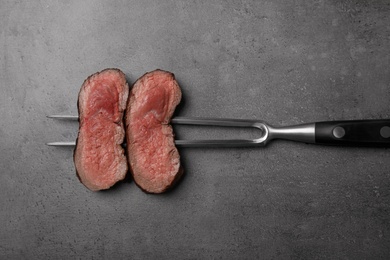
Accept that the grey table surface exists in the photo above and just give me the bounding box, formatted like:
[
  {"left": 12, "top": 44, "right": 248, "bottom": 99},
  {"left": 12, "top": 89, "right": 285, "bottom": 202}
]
[{"left": 1, "top": 1, "right": 390, "bottom": 259}]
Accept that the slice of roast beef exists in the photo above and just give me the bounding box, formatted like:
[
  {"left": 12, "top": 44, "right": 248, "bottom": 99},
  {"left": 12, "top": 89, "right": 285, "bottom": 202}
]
[
  {"left": 125, "top": 69, "right": 183, "bottom": 193},
  {"left": 74, "top": 68, "right": 129, "bottom": 191}
]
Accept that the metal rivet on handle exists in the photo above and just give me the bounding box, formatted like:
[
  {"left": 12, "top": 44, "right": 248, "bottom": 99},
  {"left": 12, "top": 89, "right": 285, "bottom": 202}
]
[
  {"left": 380, "top": 126, "right": 390, "bottom": 138},
  {"left": 333, "top": 126, "right": 346, "bottom": 139}
]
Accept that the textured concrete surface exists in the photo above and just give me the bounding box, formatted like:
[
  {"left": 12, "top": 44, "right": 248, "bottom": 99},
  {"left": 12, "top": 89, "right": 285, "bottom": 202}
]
[{"left": 1, "top": 0, "right": 390, "bottom": 259}]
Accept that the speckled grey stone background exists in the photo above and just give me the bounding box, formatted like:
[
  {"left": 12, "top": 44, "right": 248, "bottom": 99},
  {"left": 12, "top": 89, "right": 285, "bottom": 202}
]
[{"left": 1, "top": 0, "right": 390, "bottom": 259}]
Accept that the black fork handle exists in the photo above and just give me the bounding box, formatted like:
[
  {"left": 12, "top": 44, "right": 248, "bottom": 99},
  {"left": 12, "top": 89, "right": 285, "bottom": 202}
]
[{"left": 315, "top": 119, "right": 390, "bottom": 146}]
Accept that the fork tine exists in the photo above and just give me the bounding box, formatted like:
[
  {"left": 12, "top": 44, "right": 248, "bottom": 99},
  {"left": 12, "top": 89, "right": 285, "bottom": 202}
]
[
  {"left": 171, "top": 117, "right": 263, "bottom": 127},
  {"left": 171, "top": 117, "right": 268, "bottom": 147},
  {"left": 47, "top": 115, "right": 261, "bottom": 125},
  {"left": 47, "top": 115, "right": 78, "bottom": 120},
  {"left": 46, "top": 116, "right": 268, "bottom": 147},
  {"left": 46, "top": 140, "right": 264, "bottom": 147},
  {"left": 46, "top": 141, "right": 76, "bottom": 146}
]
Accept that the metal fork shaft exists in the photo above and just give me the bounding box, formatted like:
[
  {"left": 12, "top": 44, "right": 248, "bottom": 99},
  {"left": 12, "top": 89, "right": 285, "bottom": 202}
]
[{"left": 268, "top": 123, "right": 316, "bottom": 144}]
